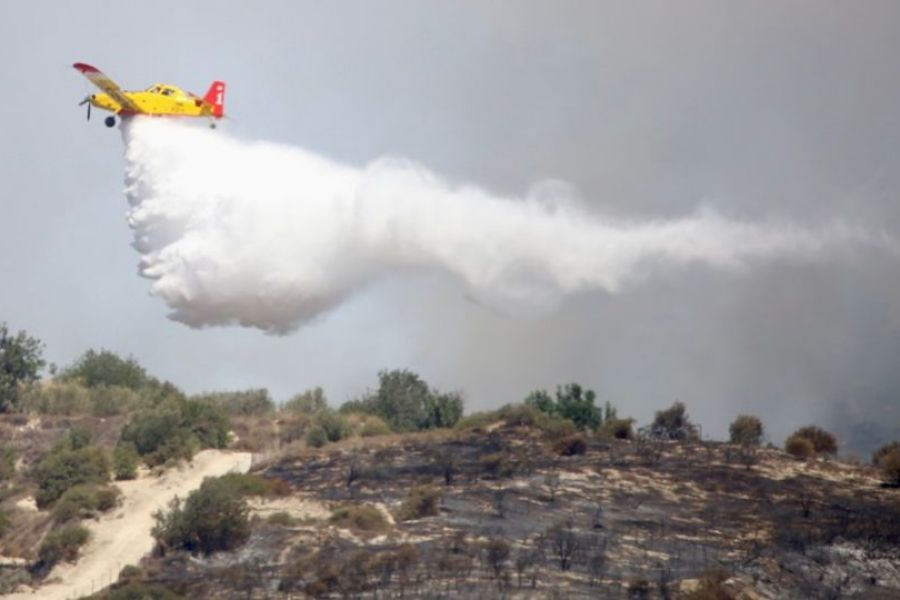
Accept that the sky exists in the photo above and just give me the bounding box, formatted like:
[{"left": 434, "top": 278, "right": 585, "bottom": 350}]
[{"left": 1, "top": 1, "right": 898, "bottom": 453}]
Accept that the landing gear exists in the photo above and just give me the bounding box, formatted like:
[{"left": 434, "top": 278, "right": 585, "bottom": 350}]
[
  {"left": 209, "top": 121, "right": 217, "bottom": 129},
  {"left": 104, "top": 116, "right": 116, "bottom": 128}
]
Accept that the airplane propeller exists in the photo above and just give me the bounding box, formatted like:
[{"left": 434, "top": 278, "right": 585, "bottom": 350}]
[{"left": 78, "top": 96, "right": 91, "bottom": 121}]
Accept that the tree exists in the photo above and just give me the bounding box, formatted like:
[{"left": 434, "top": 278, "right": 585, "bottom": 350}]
[
  {"left": 283, "top": 387, "right": 327, "bottom": 414},
  {"left": 34, "top": 446, "right": 110, "bottom": 508},
  {"left": 873, "top": 442, "right": 900, "bottom": 486},
  {"left": 152, "top": 476, "right": 250, "bottom": 555},
  {"left": 787, "top": 425, "right": 837, "bottom": 457},
  {"left": 60, "top": 349, "right": 149, "bottom": 391},
  {"left": 555, "top": 384, "right": 601, "bottom": 430},
  {"left": 0, "top": 323, "right": 45, "bottom": 412},
  {"left": 729, "top": 415, "right": 764, "bottom": 446},
  {"left": 651, "top": 401, "right": 698, "bottom": 441}
]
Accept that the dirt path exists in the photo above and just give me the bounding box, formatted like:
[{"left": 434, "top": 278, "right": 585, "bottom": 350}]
[{"left": 9, "top": 450, "right": 252, "bottom": 599}]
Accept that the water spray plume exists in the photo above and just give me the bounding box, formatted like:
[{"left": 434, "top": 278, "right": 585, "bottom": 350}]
[{"left": 121, "top": 118, "right": 893, "bottom": 334}]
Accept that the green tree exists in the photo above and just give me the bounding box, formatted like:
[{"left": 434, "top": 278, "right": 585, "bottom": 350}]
[
  {"left": 283, "top": 387, "right": 327, "bottom": 414},
  {"left": 555, "top": 384, "right": 601, "bottom": 430},
  {"left": 34, "top": 446, "right": 110, "bottom": 508},
  {"left": 60, "top": 349, "right": 149, "bottom": 391},
  {"left": 0, "top": 323, "right": 45, "bottom": 412},
  {"left": 651, "top": 401, "right": 698, "bottom": 441},
  {"left": 729, "top": 415, "right": 764, "bottom": 446},
  {"left": 152, "top": 476, "right": 250, "bottom": 555},
  {"left": 524, "top": 390, "right": 555, "bottom": 415}
]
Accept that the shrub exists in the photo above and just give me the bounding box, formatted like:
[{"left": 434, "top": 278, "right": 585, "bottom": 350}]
[
  {"left": 342, "top": 369, "right": 464, "bottom": 432},
  {"left": 118, "top": 564, "right": 143, "bottom": 582},
  {"left": 34, "top": 446, "right": 110, "bottom": 508},
  {"left": 152, "top": 476, "right": 250, "bottom": 555},
  {"left": 278, "top": 414, "right": 312, "bottom": 445},
  {"left": 314, "top": 409, "right": 350, "bottom": 443},
  {"left": 0, "top": 323, "right": 45, "bottom": 413},
  {"left": 52, "top": 484, "right": 120, "bottom": 522},
  {"left": 266, "top": 511, "right": 298, "bottom": 526},
  {"left": 729, "top": 415, "right": 764, "bottom": 446},
  {"left": 60, "top": 349, "right": 150, "bottom": 391},
  {"left": 18, "top": 380, "right": 91, "bottom": 415},
  {"left": 479, "top": 451, "right": 515, "bottom": 478},
  {"left": 603, "top": 418, "right": 634, "bottom": 440},
  {"left": 554, "top": 434, "right": 587, "bottom": 456},
  {"left": 785, "top": 434, "right": 815, "bottom": 460},
  {"left": 358, "top": 414, "right": 392, "bottom": 437},
  {"left": 878, "top": 448, "right": 900, "bottom": 486},
  {"left": 192, "top": 388, "right": 274, "bottom": 417},
  {"left": 651, "top": 401, "right": 698, "bottom": 441},
  {"left": 0, "top": 445, "right": 15, "bottom": 480},
  {"left": 0, "top": 508, "right": 10, "bottom": 537},
  {"left": 218, "top": 473, "right": 290, "bottom": 497},
  {"left": 120, "top": 398, "right": 230, "bottom": 466},
  {"left": 113, "top": 443, "right": 139, "bottom": 480},
  {"left": 872, "top": 441, "right": 900, "bottom": 466},
  {"left": 526, "top": 384, "right": 603, "bottom": 430},
  {"left": 305, "top": 426, "right": 328, "bottom": 448},
  {"left": 282, "top": 387, "right": 327, "bottom": 414},
  {"left": 90, "top": 385, "right": 140, "bottom": 417},
  {"left": 38, "top": 524, "right": 90, "bottom": 569},
  {"left": 789, "top": 426, "right": 838, "bottom": 456},
  {"left": 104, "top": 583, "right": 182, "bottom": 600},
  {"left": 330, "top": 505, "right": 389, "bottom": 532},
  {"left": 397, "top": 485, "right": 442, "bottom": 521}
]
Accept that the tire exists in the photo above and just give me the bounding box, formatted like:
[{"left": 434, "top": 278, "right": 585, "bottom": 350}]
[{"left": 104, "top": 116, "right": 116, "bottom": 128}]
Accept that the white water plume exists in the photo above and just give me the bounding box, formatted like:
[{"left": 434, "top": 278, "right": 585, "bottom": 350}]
[{"left": 121, "top": 118, "right": 890, "bottom": 334}]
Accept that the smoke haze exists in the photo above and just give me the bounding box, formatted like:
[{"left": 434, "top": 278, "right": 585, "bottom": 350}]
[{"left": 123, "top": 119, "right": 889, "bottom": 334}]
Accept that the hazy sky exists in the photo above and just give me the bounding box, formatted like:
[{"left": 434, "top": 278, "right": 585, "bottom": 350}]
[{"left": 1, "top": 1, "right": 898, "bottom": 452}]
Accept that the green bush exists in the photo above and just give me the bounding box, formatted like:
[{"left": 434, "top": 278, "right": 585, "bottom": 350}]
[
  {"left": 113, "top": 443, "right": 139, "bottom": 480},
  {"left": 192, "top": 388, "right": 274, "bottom": 417},
  {"left": 120, "top": 398, "right": 230, "bottom": 466},
  {"left": 340, "top": 369, "right": 464, "bottom": 432},
  {"left": 315, "top": 409, "right": 350, "bottom": 443},
  {"left": 282, "top": 387, "right": 327, "bottom": 414},
  {"left": 152, "top": 476, "right": 250, "bottom": 556},
  {"left": 602, "top": 418, "right": 634, "bottom": 440},
  {"left": 0, "top": 323, "right": 45, "bottom": 413},
  {"left": 18, "top": 380, "right": 91, "bottom": 415},
  {"left": 89, "top": 385, "right": 140, "bottom": 417},
  {"left": 788, "top": 426, "right": 838, "bottom": 457},
  {"left": 52, "top": 484, "right": 120, "bottom": 522},
  {"left": 38, "top": 524, "right": 90, "bottom": 569},
  {"left": 729, "top": 415, "right": 764, "bottom": 446},
  {"left": 397, "top": 485, "right": 442, "bottom": 521},
  {"left": 118, "top": 564, "right": 143, "bottom": 582},
  {"left": 34, "top": 446, "right": 110, "bottom": 508},
  {"left": 60, "top": 349, "right": 150, "bottom": 391},
  {"left": 305, "top": 425, "right": 328, "bottom": 448},
  {"left": 330, "top": 505, "right": 389, "bottom": 532},
  {"left": 102, "top": 583, "right": 182, "bottom": 600},
  {"left": 266, "top": 511, "right": 298, "bottom": 526}
]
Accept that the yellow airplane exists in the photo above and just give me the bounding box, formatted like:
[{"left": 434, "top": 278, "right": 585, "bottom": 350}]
[{"left": 73, "top": 62, "right": 225, "bottom": 128}]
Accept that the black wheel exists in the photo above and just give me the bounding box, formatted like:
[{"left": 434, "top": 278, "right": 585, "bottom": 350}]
[
  {"left": 104, "top": 116, "right": 116, "bottom": 128},
  {"left": 209, "top": 121, "right": 217, "bottom": 129}
]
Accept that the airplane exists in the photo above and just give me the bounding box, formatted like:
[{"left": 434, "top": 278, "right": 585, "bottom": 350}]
[{"left": 73, "top": 62, "right": 225, "bottom": 128}]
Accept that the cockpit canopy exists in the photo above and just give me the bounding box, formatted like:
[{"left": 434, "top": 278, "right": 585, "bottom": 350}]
[{"left": 145, "top": 83, "right": 186, "bottom": 97}]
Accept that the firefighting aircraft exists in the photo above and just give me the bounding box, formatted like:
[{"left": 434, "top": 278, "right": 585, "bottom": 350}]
[{"left": 73, "top": 62, "right": 225, "bottom": 128}]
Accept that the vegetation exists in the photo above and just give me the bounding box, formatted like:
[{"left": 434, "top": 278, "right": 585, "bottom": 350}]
[
  {"left": 785, "top": 425, "right": 838, "bottom": 457},
  {"left": 60, "top": 349, "right": 150, "bottom": 391},
  {"left": 0, "top": 322, "right": 45, "bottom": 412},
  {"left": 525, "top": 384, "right": 607, "bottom": 430},
  {"left": 217, "top": 472, "right": 290, "bottom": 497},
  {"left": 0, "top": 444, "right": 15, "bottom": 481},
  {"left": 330, "top": 505, "right": 390, "bottom": 532},
  {"left": 51, "top": 483, "right": 120, "bottom": 523},
  {"left": 874, "top": 441, "right": 900, "bottom": 486},
  {"left": 650, "top": 401, "right": 698, "bottom": 440},
  {"left": 554, "top": 433, "right": 588, "bottom": 456},
  {"left": 37, "top": 523, "right": 90, "bottom": 570},
  {"left": 785, "top": 434, "right": 815, "bottom": 459},
  {"left": 33, "top": 444, "right": 110, "bottom": 508},
  {"left": 120, "top": 396, "right": 230, "bottom": 466},
  {"left": 282, "top": 386, "right": 327, "bottom": 414},
  {"left": 113, "top": 443, "right": 139, "bottom": 480},
  {"left": 397, "top": 485, "right": 442, "bottom": 521},
  {"left": 152, "top": 476, "right": 250, "bottom": 555},
  {"left": 729, "top": 414, "right": 764, "bottom": 446},
  {"left": 341, "top": 369, "right": 463, "bottom": 432},
  {"left": 192, "top": 388, "right": 274, "bottom": 416}
]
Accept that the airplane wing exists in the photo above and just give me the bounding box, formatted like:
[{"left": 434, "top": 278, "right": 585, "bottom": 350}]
[{"left": 73, "top": 63, "right": 142, "bottom": 113}]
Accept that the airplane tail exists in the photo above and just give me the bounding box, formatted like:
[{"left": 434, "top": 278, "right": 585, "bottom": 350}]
[{"left": 203, "top": 81, "right": 226, "bottom": 118}]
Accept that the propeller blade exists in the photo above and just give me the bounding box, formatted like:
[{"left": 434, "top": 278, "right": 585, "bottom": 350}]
[
  {"left": 78, "top": 96, "right": 89, "bottom": 106},
  {"left": 86, "top": 103, "right": 91, "bottom": 121}
]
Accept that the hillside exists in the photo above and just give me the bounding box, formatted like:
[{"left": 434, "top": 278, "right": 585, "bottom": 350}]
[{"left": 119, "top": 419, "right": 900, "bottom": 599}]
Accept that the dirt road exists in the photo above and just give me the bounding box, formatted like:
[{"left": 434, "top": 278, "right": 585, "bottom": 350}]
[{"left": 9, "top": 449, "right": 252, "bottom": 599}]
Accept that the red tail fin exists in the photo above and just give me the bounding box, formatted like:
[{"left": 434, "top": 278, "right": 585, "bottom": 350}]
[{"left": 203, "top": 81, "right": 226, "bottom": 118}]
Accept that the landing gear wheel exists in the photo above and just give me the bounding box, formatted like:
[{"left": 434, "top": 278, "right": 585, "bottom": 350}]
[
  {"left": 209, "top": 122, "right": 217, "bottom": 129},
  {"left": 104, "top": 116, "right": 116, "bottom": 128}
]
